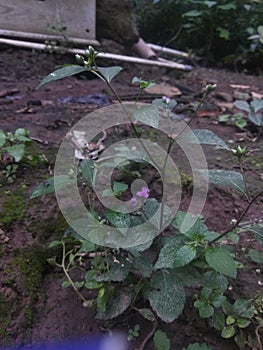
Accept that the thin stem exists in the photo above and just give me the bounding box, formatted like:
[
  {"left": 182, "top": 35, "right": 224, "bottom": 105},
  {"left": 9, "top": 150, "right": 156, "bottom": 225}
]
[
  {"left": 238, "top": 158, "right": 251, "bottom": 202},
  {"left": 101, "top": 75, "right": 159, "bottom": 169},
  {"left": 159, "top": 137, "right": 175, "bottom": 229},
  {"left": 209, "top": 189, "right": 263, "bottom": 245},
  {"left": 61, "top": 242, "right": 87, "bottom": 303},
  {"left": 131, "top": 276, "right": 144, "bottom": 306},
  {"left": 135, "top": 88, "right": 143, "bottom": 104},
  {"left": 159, "top": 90, "right": 210, "bottom": 229},
  {"left": 138, "top": 319, "right": 158, "bottom": 350},
  {"left": 255, "top": 324, "right": 263, "bottom": 350}
]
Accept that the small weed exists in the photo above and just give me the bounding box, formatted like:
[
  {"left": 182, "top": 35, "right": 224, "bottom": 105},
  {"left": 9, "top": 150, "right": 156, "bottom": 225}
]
[{"left": 128, "top": 324, "right": 140, "bottom": 341}]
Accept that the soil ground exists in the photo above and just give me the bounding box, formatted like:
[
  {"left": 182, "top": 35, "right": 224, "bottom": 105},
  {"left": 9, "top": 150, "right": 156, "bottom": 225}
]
[{"left": 0, "top": 47, "right": 262, "bottom": 350}]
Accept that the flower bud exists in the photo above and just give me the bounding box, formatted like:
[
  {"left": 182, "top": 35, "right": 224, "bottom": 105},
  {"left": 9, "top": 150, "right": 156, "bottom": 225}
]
[
  {"left": 205, "top": 84, "right": 217, "bottom": 95},
  {"left": 231, "top": 145, "right": 246, "bottom": 158}
]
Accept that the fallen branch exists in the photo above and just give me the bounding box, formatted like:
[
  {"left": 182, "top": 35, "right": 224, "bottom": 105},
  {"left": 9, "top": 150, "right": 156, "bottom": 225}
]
[
  {"left": 148, "top": 43, "right": 189, "bottom": 59},
  {"left": 0, "top": 37, "right": 193, "bottom": 71}
]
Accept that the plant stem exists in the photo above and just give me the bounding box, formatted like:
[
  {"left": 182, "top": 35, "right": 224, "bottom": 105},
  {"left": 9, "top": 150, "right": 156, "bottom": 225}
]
[
  {"left": 159, "top": 89, "right": 210, "bottom": 229},
  {"left": 209, "top": 188, "right": 263, "bottom": 245},
  {"left": 138, "top": 319, "right": 158, "bottom": 350},
  {"left": 61, "top": 242, "right": 87, "bottom": 303},
  {"left": 102, "top": 76, "right": 159, "bottom": 169},
  {"left": 238, "top": 158, "right": 251, "bottom": 202},
  {"left": 159, "top": 137, "right": 175, "bottom": 230}
]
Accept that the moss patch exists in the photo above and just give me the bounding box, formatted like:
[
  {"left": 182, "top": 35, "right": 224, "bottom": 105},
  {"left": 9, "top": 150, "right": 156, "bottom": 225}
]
[
  {"left": 14, "top": 246, "right": 49, "bottom": 301},
  {"left": 0, "top": 184, "right": 27, "bottom": 226},
  {"left": 0, "top": 293, "right": 13, "bottom": 344},
  {"left": 28, "top": 215, "right": 67, "bottom": 244}
]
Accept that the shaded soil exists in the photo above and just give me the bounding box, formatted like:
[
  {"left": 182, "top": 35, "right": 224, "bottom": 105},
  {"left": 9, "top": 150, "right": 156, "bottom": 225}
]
[{"left": 0, "top": 47, "right": 262, "bottom": 350}]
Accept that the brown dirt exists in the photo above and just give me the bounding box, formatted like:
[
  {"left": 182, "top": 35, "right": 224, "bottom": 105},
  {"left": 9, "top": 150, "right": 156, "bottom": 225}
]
[{"left": 0, "top": 46, "right": 262, "bottom": 350}]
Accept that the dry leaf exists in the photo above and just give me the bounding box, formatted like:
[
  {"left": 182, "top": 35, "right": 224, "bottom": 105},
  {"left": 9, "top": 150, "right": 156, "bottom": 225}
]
[
  {"left": 230, "top": 84, "right": 250, "bottom": 89},
  {"left": 16, "top": 107, "right": 34, "bottom": 114},
  {"left": 145, "top": 84, "right": 181, "bottom": 97},
  {"left": 251, "top": 91, "right": 263, "bottom": 99},
  {"left": 214, "top": 101, "right": 233, "bottom": 111}
]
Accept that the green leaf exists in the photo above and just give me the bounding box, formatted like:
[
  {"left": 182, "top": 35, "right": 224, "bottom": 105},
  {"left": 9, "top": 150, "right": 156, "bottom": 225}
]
[
  {"left": 218, "top": 2, "right": 236, "bottom": 10},
  {"left": 200, "top": 169, "right": 247, "bottom": 197},
  {"left": 251, "top": 99, "right": 263, "bottom": 113},
  {"left": 201, "top": 302, "right": 214, "bottom": 318},
  {"left": 153, "top": 329, "right": 170, "bottom": 350},
  {"left": 205, "top": 248, "right": 237, "bottom": 278},
  {"left": 94, "top": 261, "right": 130, "bottom": 282},
  {"left": 234, "top": 330, "right": 247, "bottom": 349},
  {"left": 248, "top": 112, "right": 263, "bottom": 126},
  {"left": 96, "top": 287, "right": 133, "bottom": 320},
  {"left": 112, "top": 181, "right": 128, "bottom": 195},
  {"left": 217, "top": 27, "right": 230, "bottom": 40},
  {"left": 128, "top": 239, "right": 153, "bottom": 255},
  {"left": 173, "top": 245, "right": 197, "bottom": 268},
  {"left": 183, "top": 343, "right": 213, "bottom": 350},
  {"left": 105, "top": 210, "right": 131, "bottom": 228},
  {"left": 133, "top": 105, "right": 159, "bottom": 128},
  {"left": 179, "top": 129, "right": 230, "bottom": 150},
  {"left": 242, "top": 223, "right": 263, "bottom": 244},
  {"left": 138, "top": 308, "right": 155, "bottom": 321},
  {"left": 202, "top": 271, "right": 228, "bottom": 292},
  {"left": 75, "top": 281, "right": 84, "bottom": 289},
  {"left": 235, "top": 119, "right": 247, "bottom": 129},
  {"left": 97, "top": 287, "right": 106, "bottom": 313},
  {"left": 204, "top": 1, "right": 217, "bottom": 8},
  {"left": 37, "top": 65, "right": 88, "bottom": 88},
  {"left": 152, "top": 98, "right": 177, "bottom": 110},
  {"left": 247, "top": 249, "right": 263, "bottom": 263},
  {"left": 234, "top": 100, "right": 250, "bottom": 113},
  {"left": 226, "top": 316, "right": 235, "bottom": 325},
  {"left": 131, "top": 76, "right": 155, "bottom": 89},
  {"left": 48, "top": 240, "right": 62, "bottom": 248},
  {"left": 30, "top": 175, "right": 75, "bottom": 199},
  {"left": 233, "top": 298, "right": 255, "bottom": 318},
  {"left": 237, "top": 318, "right": 251, "bottom": 328},
  {"left": 96, "top": 66, "right": 123, "bottom": 83},
  {"left": 6, "top": 144, "right": 25, "bottom": 162},
  {"left": 201, "top": 287, "right": 213, "bottom": 300},
  {"left": 213, "top": 312, "right": 225, "bottom": 330},
  {"left": 218, "top": 114, "right": 230, "bottom": 122},
  {"left": 85, "top": 280, "right": 102, "bottom": 289},
  {"left": 221, "top": 325, "right": 236, "bottom": 338},
  {"left": 14, "top": 128, "right": 31, "bottom": 142},
  {"left": 195, "top": 301, "right": 214, "bottom": 318},
  {"left": 132, "top": 255, "right": 153, "bottom": 278},
  {"left": 183, "top": 10, "right": 202, "bottom": 17},
  {"left": 46, "top": 257, "right": 56, "bottom": 266},
  {"left": 154, "top": 235, "right": 187, "bottom": 269},
  {"left": 0, "top": 129, "right": 6, "bottom": 147},
  {"left": 144, "top": 270, "right": 185, "bottom": 323},
  {"left": 79, "top": 159, "right": 94, "bottom": 185},
  {"left": 79, "top": 240, "right": 97, "bottom": 253},
  {"left": 210, "top": 294, "right": 227, "bottom": 308},
  {"left": 172, "top": 211, "right": 210, "bottom": 239},
  {"left": 61, "top": 280, "right": 71, "bottom": 288}
]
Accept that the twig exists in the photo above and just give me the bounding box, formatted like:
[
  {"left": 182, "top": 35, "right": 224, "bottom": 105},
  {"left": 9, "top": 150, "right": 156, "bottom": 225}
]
[
  {"left": 138, "top": 319, "right": 158, "bottom": 350},
  {"left": 255, "top": 324, "right": 263, "bottom": 350},
  {"left": 209, "top": 188, "right": 263, "bottom": 245},
  {"left": 61, "top": 242, "right": 87, "bottom": 303}
]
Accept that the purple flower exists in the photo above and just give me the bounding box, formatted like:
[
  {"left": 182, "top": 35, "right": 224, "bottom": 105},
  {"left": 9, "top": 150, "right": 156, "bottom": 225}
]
[
  {"left": 162, "top": 96, "right": 170, "bottom": 105},
  {"left": 130, "top": 197, "right": 137, "bottom": 206},
  {"left": 136, "top": 186, "right": 149, "bottom": 199}
]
